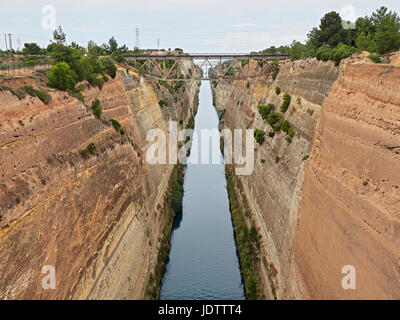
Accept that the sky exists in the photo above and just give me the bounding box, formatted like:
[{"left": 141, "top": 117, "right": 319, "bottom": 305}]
[{"left": 0, "top": 0, "right": 399, "bottom": 53}]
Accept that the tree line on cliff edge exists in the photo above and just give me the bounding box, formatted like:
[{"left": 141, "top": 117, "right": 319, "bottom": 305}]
[{"left": 254, "top": 6, "right": 400, "bottom": 65}]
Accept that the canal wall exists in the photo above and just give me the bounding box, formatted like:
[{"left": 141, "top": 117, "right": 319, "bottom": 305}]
[
  {"left": 0, "top": 61, "right": 199, "bottom": 299},
  {"left": 212, "top": 53, "right": 400, "bottom": 299}
]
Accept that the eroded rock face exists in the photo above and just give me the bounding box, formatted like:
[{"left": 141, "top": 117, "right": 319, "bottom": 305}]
[
  {"left": 290, "top": 61, "right": 400, "bottom": 299},
  {"left": 0, "top": 65, "right": 199, "bottom": 299},
  {"left": 213, "top": 56, "right": 400, "bottom": 299}
]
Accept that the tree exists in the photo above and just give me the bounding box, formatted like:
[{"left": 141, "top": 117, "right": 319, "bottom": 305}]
[
  {"left": 355, "top": 32, "right": 376, "bottom": 52},
  {"left": 70, "top": 42, "right": 81, "bottom": 49},
  {"left": 317, "top": 12, "right": 343, "bottom": 47},
  {"left": 108, "top": 37, "right": 118, "bottom": 54},
  {"left": 53, "top": 26, "right": 66, "bottom": 45},
  {"left": 289, "top": 40, "right": 306, "bottom": 60},
  {"left": 306, "top": 27, "right": 320, "bottom": 49},
  {"left": 374, "top": 16, "right": 400, "bottom": 53},
  {"left": 47, "top": 62, "right": 77, "bottom": 90},
  {"left": 371, "top": 6, "right": 399, "bottom": 26},
  {"left": 22, "top": 43, "right": 42, "bottom": 55},
  {"left": 356, "top": 17, "right": 375, "bottom": 36},
  {"left": 101, "top": 57, "right": 117, "bottom": 78},
  {"left": 269, "top": 59, "right": 280, "bottom": 80}
]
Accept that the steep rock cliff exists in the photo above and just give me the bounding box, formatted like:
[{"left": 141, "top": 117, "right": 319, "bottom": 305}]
[
  {"left": 0, "top": 62, "right": 198, "bottom": 299},
  {"left": 213, "top": 54, "right": 400, "bottom": 299}
]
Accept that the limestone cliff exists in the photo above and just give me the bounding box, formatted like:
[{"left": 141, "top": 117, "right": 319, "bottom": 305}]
[
  {"left": 0, "top": 62, "right": 199, "bottom": 299},
  {"left": 213, "top": 53, "right": 400, "bottom": 299}
]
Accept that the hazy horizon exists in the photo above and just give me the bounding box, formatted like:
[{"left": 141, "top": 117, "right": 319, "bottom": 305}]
[{"left": 1, "top": 0, "right": 400, "bottom": 53}]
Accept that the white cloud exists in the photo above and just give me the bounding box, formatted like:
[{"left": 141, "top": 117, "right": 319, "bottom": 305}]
[{"left": 232, "top": 22, "right": 256, "bottom": 28}]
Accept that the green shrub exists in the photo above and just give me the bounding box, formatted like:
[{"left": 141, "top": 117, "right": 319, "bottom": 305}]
[
  {"left": 266, "top": 112, "right": 283, "bottom": 131},
  {"left": 280, "top": 93, "right": 291, "bottom": 113},
  {"left": 23, "top": 85, "right": 36, "bottom": 97},
  {"left": 34, "top": 89, "right": 51, "bottom": 104},
  {"left": 281, "top": 120, "right": 291, "bottom": 133},
  {"left": 316, "top": 44, "right": 357, "bottom": 66},
  {"left": 260, "top": 158, "right": 266, "bottom": 164},
  {"left": 110, "top": 119, "right": 124, "bottom": 134},
  {"left": 47, "top": 62, "right": 77, "bottom": 90},
  {"left": 158, "top": 80, "right": 175, "bottom": 95},
  {"left": 288, "top": 127, "right": 295, "bottom": 138},
  {"left": 331, "top": 43, "right": 357, "bottom": 66},
  {"left": 302, "top": 154, "right": 310, "bottom": 161},
  {"left": 246, "top": 81, "right": 250, "bottom": 89},
  {"left": 101, "top": 57, "right": 117, "bottom": 79},
  {"left": 111, "top": 51, "right": 125, "bottom": 63},
  {"left": 307, "top": 108, "right": 314, "bottom": 116},
  {"left": 285, "top": 136, "right": 292, "bottom": 144},
  {"left": 159, "top": 99, "right": 168, "bottom": 107},
  {"left": 275, "top": 155, "right": 280, "bottom": 163},
  {"left": 88, "top": 74, "right": 106, "bottom": 89},
  {"left": 72, "top": 90, "right": 85, "bottom": 103},
  {"left": 258, "top": 104, "right": 275, "bottom": 120},
  {"left": 80, "top": 143, "right": 96, "bottom": 159},
  {"left": 270, "top": 59, "right": 280, "bottom": 80},
  {"left": 254, "top": 129, "right": 266, "bottom": 145},
  {"left": 22, "top": 85, "right": 51, "bottom": 104},
  {"left": 368, "top": 54, "right": 382, "bottom": 63},
  {"left": 171, "top": 189, "right": 183, "bottom": 214},
  {"left": 275, "top": 87, "right": 281, "bottom": 95},
  {"left": 91, "top": 99, "right": 102, "bottom": 118},
  {"left": 268, "top": 131, "right": 275, "bottom": 138}
]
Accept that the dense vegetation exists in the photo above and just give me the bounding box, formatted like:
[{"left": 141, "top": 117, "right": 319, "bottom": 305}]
[
  {"left": 280, "top": 93, "right": 291, "bottom": 113},
  {"left": 226, "top": 167, "right": 264, "bottom": 300},
  {"left": 256, "top": 6, "right": 400, "bottom": 65},
  {"left": 254, "top": 129, "right": 266, "bottom": 145}
]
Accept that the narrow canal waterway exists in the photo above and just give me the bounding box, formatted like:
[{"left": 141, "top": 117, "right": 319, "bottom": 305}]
[{"left": 159, "top": 81, "right": 245, "bottom": 300}]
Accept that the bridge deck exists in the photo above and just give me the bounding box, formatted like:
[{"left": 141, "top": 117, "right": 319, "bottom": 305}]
[{"left": 125, "top": 54, "right": 289, "bottom": 60}]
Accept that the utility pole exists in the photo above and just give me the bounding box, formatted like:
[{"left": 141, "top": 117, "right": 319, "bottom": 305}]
[
  {"left": 135, "top": 26, "right": 140, "bottom": 50},
  {"left": 8, "top": 34, "right": 12, "bottom": 54},
  {"left": 4, "top": 34, "right": 8, "bottom": 53},
  {"left": 157, "top": 38, "right": 159, "bottom": 50}
]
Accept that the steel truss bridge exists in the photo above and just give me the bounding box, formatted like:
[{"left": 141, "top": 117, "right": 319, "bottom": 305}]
[{"left": 124, "top": 53, "right": 289, "bottom": 81}]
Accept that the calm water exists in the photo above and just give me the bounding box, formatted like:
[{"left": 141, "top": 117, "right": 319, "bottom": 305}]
[{"left": 159, "top": 81, "right": 245, "bottom": 300}]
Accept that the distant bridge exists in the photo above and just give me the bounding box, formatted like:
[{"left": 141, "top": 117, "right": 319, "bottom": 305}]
[{"left": 124, "top": 53, "right": 289, "bottom": 81}]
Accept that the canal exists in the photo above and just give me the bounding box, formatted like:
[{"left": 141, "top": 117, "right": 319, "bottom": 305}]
[{"left": 159, "top": 80, "right": 245, "bottom": 300}]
